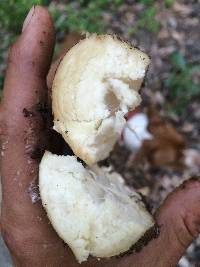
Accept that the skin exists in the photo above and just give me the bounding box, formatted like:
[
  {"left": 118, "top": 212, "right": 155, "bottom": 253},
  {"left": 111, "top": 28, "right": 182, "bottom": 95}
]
[{"left": 0, "top": 6, "right": 199, "bottom": 267}]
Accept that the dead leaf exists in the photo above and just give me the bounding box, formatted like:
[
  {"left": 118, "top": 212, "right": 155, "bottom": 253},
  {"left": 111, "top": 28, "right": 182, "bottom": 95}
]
[{"left": 173, "top": 3, "right": 192, "bottom": 16}]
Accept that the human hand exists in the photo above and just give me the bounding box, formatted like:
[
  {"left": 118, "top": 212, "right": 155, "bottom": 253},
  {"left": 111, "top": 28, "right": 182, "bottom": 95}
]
[{"left": 0, "top": 6, "right": 199, "bottom": 267}]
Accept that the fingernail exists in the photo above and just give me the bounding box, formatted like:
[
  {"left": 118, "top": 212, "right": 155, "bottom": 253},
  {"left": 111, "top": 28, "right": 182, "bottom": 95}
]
[{"left": 22, "top": 6, "right": 35, "bottom": 32}]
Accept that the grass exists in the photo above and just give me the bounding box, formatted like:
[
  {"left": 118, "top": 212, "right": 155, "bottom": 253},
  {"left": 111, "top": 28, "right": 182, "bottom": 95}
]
[
  {"left": 136, "top": 0, "right": 157, "bottom": 4},
  {"left": 137, "top": 7, "right": 160, "bottom": 33},
  {"left": 50, "top": 0, "right": 123, "bottom": 35},
  {"left": 0, "top": 0, "right": 48, "bottom": 34},
  {"left": 0, "top": 0, "right": 49, "bottom": 95},
  {"left": 165, "top": 52, "right": 200, "bottom": 115},
  {"left": 136, "top": 0, "right": 175, "bottom": 7},
  {"left": 164, "top": 0, "right": 175, "bottom": 8},
  {"left": 129, "top": 1, "right": 160, "bottom": 33}
]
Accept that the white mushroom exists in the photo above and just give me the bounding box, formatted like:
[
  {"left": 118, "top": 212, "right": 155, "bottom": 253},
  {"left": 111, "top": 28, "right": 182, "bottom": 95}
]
[{"left": 39, "top": 35, "right": 154, "bottom": 263}]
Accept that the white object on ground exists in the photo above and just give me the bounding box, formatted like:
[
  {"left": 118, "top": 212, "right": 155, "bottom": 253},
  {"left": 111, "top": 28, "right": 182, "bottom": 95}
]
[
  {"left": 184, "top": 149, "right": 200, "bottom": 170},
  {"left": 123, "top": 113, "right": 153, "bottom": 152}
]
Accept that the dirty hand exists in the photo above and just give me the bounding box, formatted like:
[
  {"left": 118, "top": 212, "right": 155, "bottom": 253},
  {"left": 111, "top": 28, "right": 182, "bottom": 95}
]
[{"left": 0, "top": 6, "right": 200, "bottom": 267}]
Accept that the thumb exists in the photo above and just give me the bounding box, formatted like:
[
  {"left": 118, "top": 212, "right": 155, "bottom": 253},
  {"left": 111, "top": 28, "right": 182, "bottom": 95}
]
[{"left": 120, "top": 177, "right": 200, "bottom": 267}]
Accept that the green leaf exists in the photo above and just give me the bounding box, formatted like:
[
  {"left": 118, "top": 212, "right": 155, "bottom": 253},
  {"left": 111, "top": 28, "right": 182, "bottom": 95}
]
[
  {"left": 164, "top": 51, "right": 200, "bottom": 115},
  {"left": 136, "top": 0, "right": 156, "bottom": 5},
  {"left": 164, "top": 0, "right": 175, "bottom": 8},
  {"left": 170, "top": 52, "right": 186, "bottom": 71},
  {"left": 137, "top": 7, "right": 160, "bottom": 33}
]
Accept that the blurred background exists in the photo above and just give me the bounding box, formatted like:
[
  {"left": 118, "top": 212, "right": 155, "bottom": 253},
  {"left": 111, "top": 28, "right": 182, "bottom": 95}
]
[{"left": 0, "top": 1, "right": 199, "bottom": 266}]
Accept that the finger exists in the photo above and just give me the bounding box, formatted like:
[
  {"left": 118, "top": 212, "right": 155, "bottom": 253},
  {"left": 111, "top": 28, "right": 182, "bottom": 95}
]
[
  {"left": 119, "top": 177, "right": 200, "bottom": 267},
  {"left": 0, "top": 2, "right": 54, "bottom": 235},
  {"left": 0, "top": 6, "right": 70, "bottom": 264},
  {"left": 0, "top": 6, "right": 54, "bottom": 122}
]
